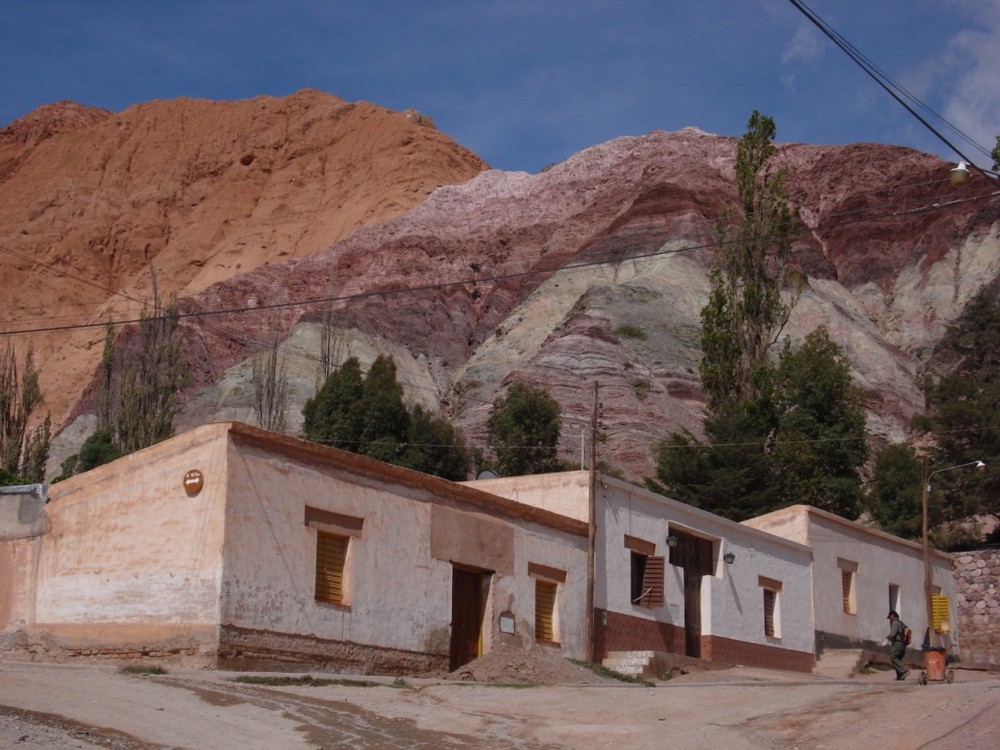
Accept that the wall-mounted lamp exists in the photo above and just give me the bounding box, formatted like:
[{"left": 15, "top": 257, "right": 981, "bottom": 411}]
[
  {"left": 666, "top": 535, "right": 679, "bottom": 548},
  {"left": 950, "top": 161, "right": 971, "bottom": 186},
  {"left": 723, "top": 552, "right": 736, "bottom": 565}
]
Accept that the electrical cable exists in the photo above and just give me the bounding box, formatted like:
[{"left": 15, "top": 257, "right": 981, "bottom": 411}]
[
  {"left": 2, "top": 183, "right": 996, "bottom": 340},
  {"left": 786, "top": 0, "right": 999, "bottom": 179}
]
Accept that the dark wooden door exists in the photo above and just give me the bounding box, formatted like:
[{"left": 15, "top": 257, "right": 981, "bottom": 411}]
[
  {"left": 671, "top": 533, "right": 714, "bottom": 658},
  {"left": 683, "top": 569, "right": 702, "bottom": 657},
  {"left": 450, "top": 567, "right": 484, "bottom": 671}
]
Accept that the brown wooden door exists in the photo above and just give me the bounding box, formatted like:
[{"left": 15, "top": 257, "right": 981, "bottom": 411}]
[
  {"left": 683, "top": 569, "right": 702, "bottom": 657},
  {"left": 450, "top": 567, "right": 484, "bottom": 671},
  {"left": 670, "top": 533, "right": 714, "bottom": 658}
]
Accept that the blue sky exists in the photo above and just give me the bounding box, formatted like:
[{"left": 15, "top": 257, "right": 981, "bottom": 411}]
[{"left": 2, "top": 1, "right": 998, "bottom": 173}]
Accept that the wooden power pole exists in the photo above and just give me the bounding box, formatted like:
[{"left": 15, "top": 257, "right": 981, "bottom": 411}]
[{"left": 586, "top": 381, "right": 598, "bottom": 662}]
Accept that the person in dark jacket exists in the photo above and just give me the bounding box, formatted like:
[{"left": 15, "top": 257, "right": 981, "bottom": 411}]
[{"left": 885, "top": 610, "right": 910, "bottom": 680}]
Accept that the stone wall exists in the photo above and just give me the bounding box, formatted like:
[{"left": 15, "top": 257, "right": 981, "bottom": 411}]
[{"left": 954, "top": 548, "right": 1000, "bottom": 666}]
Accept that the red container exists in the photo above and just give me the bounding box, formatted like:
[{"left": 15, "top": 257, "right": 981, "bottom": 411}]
[{"left": 923, "top": 648, "right": 946, "bottom": 681}]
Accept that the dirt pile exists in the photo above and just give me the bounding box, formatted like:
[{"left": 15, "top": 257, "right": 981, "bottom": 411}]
[{"left": 446, "top": 645, "right": 620, "bottom": 685}]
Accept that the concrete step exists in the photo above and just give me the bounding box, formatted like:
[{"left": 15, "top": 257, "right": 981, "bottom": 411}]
[{"left": 814, "top": 648, "right": 864, "bottom": 678}]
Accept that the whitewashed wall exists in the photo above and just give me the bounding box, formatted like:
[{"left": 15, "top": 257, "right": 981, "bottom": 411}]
[
  {"left": 27, "top": 423, "right": 230, "bottom": 654},
  {"left": 597, "top": 477, "right": 815, "bottom": 655},
  {"left": 469, "top": 471, "right": 816, "bottom": 657},
  {"left": 747, "top": 506, "right": 959, "bottom": 654},
  {"left": 224, "top": 434, "right": 589, "bottom": 660}
]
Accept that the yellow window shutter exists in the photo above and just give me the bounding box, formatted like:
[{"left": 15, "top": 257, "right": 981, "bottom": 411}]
[
  {"left": 315, "top": 532, "right": 348, "bottom": 604},
  {"left": 535, "top": 580, "right": 557, "bottom": 642}
]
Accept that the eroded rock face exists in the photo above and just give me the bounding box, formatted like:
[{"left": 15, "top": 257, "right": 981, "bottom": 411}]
[
  {"left": 0, "top": 90, "right": 488, "bottom": 425},
  {"left": 171, "top": 130, "right": 998, "bottom": 481},
  {"left": 3, "top": 96, "right": 997, "bottom": 482}
]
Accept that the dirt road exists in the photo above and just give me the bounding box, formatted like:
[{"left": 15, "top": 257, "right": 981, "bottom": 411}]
[{"left": 1, "top": 660, "right": 998, "bottom": 749}]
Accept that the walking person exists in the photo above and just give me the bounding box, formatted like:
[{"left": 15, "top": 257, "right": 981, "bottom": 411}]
[{"left": 886, "top": 610, "right": 910, "bottom": 680}]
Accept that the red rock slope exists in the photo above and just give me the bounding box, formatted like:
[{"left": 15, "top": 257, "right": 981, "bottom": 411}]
[
  {"left": 166, "top": 130, "right": 998, "bottom": 479},
  {"left": 0, "top": 89, "right": 487, "bottom": 426}
]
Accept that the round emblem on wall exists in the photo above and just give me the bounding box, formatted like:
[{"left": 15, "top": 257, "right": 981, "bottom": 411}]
[{"left": 183, "top": 469, "right": 204, "bottom": 497}]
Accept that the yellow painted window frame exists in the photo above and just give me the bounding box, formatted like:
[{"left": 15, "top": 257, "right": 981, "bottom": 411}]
[
  {"left": 315, "top": 531, "right": 349, "bottom": 605},
  {"left": 535, "top": 579, "right": 557, "bottom": 643}
]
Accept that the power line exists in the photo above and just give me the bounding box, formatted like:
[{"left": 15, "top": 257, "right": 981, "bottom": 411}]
[
  {"left": 787, "top": 0, "right": 999, "bottom": 176},
  {"left": 0, "top": 165, "right": 981, "bottom": 330},
  {"left": 2, "top": 184, "right": 995, "bottom": 340}
]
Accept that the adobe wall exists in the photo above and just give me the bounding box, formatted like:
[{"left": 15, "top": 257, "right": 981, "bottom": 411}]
[
  {"left": 954, "top": 548, "right": 1000, "bottom": 666},
  {"left": 4, "top": 423, "right": 231, "bottom": 665},
  {"left": 597, "top": 480, "right": 816, "bottom": 658},
  {"left": 222, "top": 433, "right": 591, "bottom": 671}
]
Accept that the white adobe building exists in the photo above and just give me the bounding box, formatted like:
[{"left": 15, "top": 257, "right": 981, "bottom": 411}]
[
  {"left": 1, "top": 422, "right": 590, "bottom": 671},
  {"left": 745, "top": 505, "right": 959, "bottom": 664},
  {"left": 468, "top": 471, "right": 817, "bottom": 672}
]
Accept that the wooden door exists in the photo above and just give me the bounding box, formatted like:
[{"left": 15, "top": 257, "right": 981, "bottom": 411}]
[
  {"left": 450, "top": 567, "right": 484, "bottom": 671},
  {"left": 671, "top": 533, "right": 713, "bottom": 658},
  {"left": 683, "top": 568, "right": 702, "bottom": 657}
]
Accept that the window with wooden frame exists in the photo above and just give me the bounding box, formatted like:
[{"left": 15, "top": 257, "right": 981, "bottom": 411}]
[
  {"left": 314, "top": 531, "right": 348, "bottom": 604},
  {"left": 535, "top": 580, "right": 557, "bottom": 643},
  {"left": 838, "top": 558, "right": 858, "bottom": 615},
  {"left": 306, "top": 506, "right": 363, "bottom": 607},
  {"left": 528, "top": 562, "right": 565, "bottom": 645},
  {"left": 759, "top": 576, "right": 782, "bottom": 639},
  {"left": 625, "top": 535, "right": 664, "bottom": 608}
]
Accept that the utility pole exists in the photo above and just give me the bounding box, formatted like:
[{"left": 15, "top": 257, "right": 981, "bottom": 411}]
[
  {"left": 921, "top": 458, "right": 934, "bottom": 649},
  {"left": 586, "top": 381, "right": 598, "bottom": 663}
]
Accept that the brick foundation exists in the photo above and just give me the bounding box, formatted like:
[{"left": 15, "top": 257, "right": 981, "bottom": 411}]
[
  {"left": 595, "top": 608, "right": 685, "bottom": 656},
  {"left": 595, "top": 609, "right": 813, "bottom": 673},
  {"left": 217, "top": 625, "right": 447, "bottom": 674}
]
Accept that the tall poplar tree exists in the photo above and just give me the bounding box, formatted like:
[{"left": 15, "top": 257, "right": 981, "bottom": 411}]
[
  {"left": 654, "top": 113, "right": 866, "bottom": 521},
  {"left": 699, "top": 110, "right": 799, "bottom": 411}
]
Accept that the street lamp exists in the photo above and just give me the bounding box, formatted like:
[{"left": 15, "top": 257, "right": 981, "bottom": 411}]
[
  {"left": 921, "top": 459, "right": 986, "bottom": 648},
  {"left": 950, "top": 162, "right": 971, "bottom": 186}
]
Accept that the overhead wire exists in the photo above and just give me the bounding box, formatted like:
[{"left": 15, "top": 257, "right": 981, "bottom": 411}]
[
  {"left": 2, "top": 181, "right": 995, "bottom": 340},
  {"left": 786, "top": 0, "right": 998, "bottom": 174}
]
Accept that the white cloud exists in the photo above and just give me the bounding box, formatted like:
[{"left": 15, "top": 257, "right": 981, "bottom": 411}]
[
  {"left": 940, "top": 1, "right": 1000, "bottom": 161},
  {"left": 782, "top": 23, "right": 823, "bottom": 65}
]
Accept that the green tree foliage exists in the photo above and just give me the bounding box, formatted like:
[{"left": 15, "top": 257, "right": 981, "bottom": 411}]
[
  {"left": 0, "top": 343, "right": 51, "bottom": 484},
  {"left": 400, "top": 405, "right": 471, "bottom": 481},
  {"left": 302, "top": 355, "right": 470, "bottom": 481},
  {"left": 993, "top": 135, "right": 999, "bottom": 171},
  {"left": 486, "top": 381, "right": 562, "bottom": 477},
  {"left": 655, "top": 329, "right": 867, "bottom": 520},
  {"left": 771, "top": 328, "right": 868, "bottom": 518},
  {"left": 700, "top": 110, "right": 799, "bottom": 411},
  {"left": 866, "top": 443, "right": 923, "bottom": 539},
  {"left": 916, "top": 290, "right": 1000, "bottom": 526},
  {"left": 358, "top": 356, "right": 410, "bottom": 464},
  {"left": 653, "top": 112, "right": 871, "bottom": 522},
  {"left": 652, "top": 402, "right": 778, "bottom": 520},
  {"left": 302, "top": 357, "right": 365, "bottom": 451},
  {"left": 54, "top": 430, "right": 122, "bottom": 483}
]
